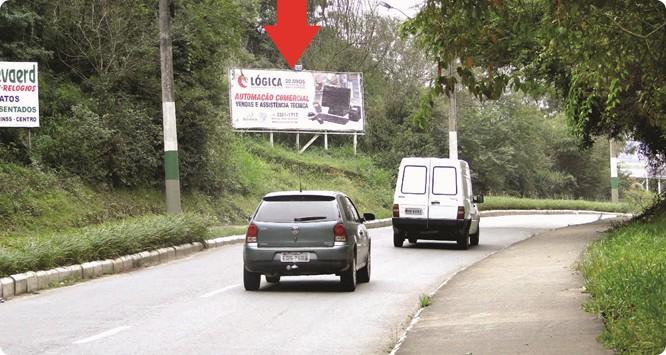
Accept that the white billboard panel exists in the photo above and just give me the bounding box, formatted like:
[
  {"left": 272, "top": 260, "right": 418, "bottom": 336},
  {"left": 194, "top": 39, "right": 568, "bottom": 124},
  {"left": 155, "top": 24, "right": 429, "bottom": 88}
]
[
  {"left": 0, "top": 62, "right": 39, "bottom": 128},
  {"left": 229, "top": 68, "right": 364, "bottom": 132},
  {"left": 618, "top": 141, "right": 666, "bottom": 179}
]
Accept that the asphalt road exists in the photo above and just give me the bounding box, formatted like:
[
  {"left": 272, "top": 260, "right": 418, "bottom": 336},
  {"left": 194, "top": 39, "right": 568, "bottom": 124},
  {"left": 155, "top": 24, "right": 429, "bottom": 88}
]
[{"left": 0, "top": 214, "right": 614, "bottom": 355}]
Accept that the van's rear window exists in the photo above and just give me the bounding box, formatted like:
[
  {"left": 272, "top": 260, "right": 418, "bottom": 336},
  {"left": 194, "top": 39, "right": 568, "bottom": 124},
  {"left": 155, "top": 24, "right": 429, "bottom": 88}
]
[
  {"left": 255, "top": 198, "right": 339, "bottom": 223},
  {"left": 432, "top": 167, "right": 457, "bottom": 195},
  {"left": 401, "top": 165, "right": 427, "bottom": 194}
]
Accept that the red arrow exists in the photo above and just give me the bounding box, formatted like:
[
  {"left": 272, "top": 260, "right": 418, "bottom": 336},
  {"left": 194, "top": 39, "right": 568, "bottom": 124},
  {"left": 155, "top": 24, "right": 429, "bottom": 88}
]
[{"left": 264, "top": 0, "right": 320, "bottom": 69}]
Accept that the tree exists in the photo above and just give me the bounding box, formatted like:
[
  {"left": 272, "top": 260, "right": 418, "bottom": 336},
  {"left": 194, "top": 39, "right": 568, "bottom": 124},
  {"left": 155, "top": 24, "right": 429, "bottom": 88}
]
[{"left": 402, "top": 0, "right": 666, "bottom": 162}]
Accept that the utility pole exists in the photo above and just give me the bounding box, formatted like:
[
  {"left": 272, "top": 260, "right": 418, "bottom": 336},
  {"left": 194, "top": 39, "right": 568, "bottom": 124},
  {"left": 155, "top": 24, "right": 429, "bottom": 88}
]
[
  {"left": 159, "top": 0, "right": 182, "bottom": 214},
  {"left": 448, "top": 60, "right": 458, "bottom": 160},
  {"left": 610, "top": 139, "right": 619, "bottom": 203}
]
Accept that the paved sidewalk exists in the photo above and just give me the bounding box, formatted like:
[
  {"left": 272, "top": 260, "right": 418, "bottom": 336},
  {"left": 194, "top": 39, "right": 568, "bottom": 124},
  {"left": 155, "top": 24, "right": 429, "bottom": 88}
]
[{"left": 397, "top": 219, "right": 618, "bottom": 355}]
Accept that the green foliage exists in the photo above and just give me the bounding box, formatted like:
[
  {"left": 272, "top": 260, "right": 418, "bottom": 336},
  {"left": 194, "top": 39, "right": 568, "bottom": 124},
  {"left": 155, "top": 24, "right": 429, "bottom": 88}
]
[
  {"left": 580, "top": 204, "right": 666, "bottom": 354},
  {"left": 0, "top": 213, "right": 212, "bottom": 277},
  {"left": 403, "top": 0, "right": 666, "bottom": 161},
  {"left": 419, "top": 294, "right": 432, "bottom": 308}
]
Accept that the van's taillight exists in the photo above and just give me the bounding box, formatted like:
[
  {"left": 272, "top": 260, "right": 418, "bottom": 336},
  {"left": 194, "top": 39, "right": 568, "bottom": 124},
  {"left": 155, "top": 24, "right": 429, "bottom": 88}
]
[
  {"left": 334, "top": 223, "right": 347, "bottom": 242},
  {"left": 392, "top": 204, "right": 400, "bottom": 218},
  {"left": 246, "top": 224, "right": 258, "bottom": 243},
  {"left": 457, "top": 207, "right": 465, "bottom": 220}
]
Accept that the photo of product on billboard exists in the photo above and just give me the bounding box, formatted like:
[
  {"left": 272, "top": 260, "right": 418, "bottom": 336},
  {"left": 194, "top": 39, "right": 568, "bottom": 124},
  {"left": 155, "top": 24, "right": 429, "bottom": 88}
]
[{"left": 229, "top": 68, "right": 364, "bottom": 133}]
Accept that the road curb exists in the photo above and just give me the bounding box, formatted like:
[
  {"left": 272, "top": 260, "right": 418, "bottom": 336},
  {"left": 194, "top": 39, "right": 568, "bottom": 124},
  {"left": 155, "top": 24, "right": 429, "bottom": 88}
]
[{"left": 0, "top": 211, "right": 625, "bottom": 303}]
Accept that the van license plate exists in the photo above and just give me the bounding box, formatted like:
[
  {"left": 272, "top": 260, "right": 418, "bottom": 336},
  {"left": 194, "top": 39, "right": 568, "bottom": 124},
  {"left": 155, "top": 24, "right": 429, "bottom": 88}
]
[
  {"left": 405, "top": 208, "right": 423, "bottom": 215},
  {"left": 281, "top": 252, "right": 310, "bottom": 263}
]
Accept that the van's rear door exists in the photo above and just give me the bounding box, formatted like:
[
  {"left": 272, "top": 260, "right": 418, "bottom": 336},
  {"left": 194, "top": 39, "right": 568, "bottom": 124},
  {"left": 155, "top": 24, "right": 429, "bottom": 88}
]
[
  {"left": 428, "top": 160, "right": 459, "bottom": 220},
  {"left": 395, "top": 158, "right": 430, "bottom": 220}
]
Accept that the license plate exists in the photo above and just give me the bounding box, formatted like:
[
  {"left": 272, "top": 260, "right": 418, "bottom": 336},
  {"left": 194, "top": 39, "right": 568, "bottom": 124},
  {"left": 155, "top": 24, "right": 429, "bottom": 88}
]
[
  {"left": 405, "top": 208, "right": 423, "bottom": 215},
  {"left": 280, "top": 252, "right": 310, "bottom": 263}
]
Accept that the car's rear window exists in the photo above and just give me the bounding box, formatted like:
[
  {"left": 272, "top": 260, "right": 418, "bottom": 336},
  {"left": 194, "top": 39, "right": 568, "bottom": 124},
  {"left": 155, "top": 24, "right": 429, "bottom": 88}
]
[
  {"left": 432, "top": 166, "right": 457, "bottom": 195},
  {"left": 255, "top": 196, "right": 340, "bottom": 223}
]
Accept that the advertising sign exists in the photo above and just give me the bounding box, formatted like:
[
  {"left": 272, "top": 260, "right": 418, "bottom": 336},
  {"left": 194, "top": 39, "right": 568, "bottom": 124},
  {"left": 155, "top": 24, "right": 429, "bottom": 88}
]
[
  {"left": 618, "top": 141, "right": 666, "bottom": 179},
  {"left": 229, "top": 68, "right": 364, "bottom": 132},
  {"left": 0, "top": 62, "right": 39, "bottom": 128}
]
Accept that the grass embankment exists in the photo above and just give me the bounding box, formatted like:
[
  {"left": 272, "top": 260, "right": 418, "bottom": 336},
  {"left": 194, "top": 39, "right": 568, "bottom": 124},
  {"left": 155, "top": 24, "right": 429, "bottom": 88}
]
[
  {"left": 481, "top": 196, "right": 635, "bottom": 214},
  {"left": 0, "top": 138, "right": 394, "bottom": 276},
  {"left": 580, "top": 203, "right": 666, "bottom": 354},
  {"left": 0, "top": 214, "right": 211, "bottom": 277}
]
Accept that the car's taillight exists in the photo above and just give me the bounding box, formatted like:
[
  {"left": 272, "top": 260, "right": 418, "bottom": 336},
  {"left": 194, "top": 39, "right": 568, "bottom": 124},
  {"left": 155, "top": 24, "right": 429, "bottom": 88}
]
[
  {"left": 457, "top": 206, "right": 465, "bottom": 220},
  {"left": 334, "top": 223, "right": 347, "bottom": 242},
  {"left": 392, "top": 204, "right": 400, "bottom": 218},
  {"left": 246, "top": 224, "right": 258, "bottom": 243}
]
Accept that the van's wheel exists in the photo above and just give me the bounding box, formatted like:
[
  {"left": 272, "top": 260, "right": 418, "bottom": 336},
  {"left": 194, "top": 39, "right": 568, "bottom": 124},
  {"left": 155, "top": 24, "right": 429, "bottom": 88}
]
[
  {"left": 265, "top": 275, "right": 281, "bottom": 284},
  {"left": 340, "top": 255, "right": 357, "bottom": 291},
  {"left": 357, "top": 248, "right": 371, "bottom": 283},
  {"left": 244, "top": 268, "right": 261, "bottom": 291},
  {"left": 393, "top": 232, "right": 405, "bottom": 247},
  {"left": 457, "top": 234, "right": 470, "bottom": 250},
  {"left": 470, "top": 228, "right": 479, "bottom": 246}
]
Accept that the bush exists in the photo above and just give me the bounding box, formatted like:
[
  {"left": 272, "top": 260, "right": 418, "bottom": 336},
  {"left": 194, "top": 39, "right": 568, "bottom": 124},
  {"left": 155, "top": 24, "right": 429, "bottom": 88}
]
[
  {"left": 0, "top": 213, "right": 213, "bottom": 277},
  {"left": 580, "top": 205, "right": 666, "bottom": 354}
]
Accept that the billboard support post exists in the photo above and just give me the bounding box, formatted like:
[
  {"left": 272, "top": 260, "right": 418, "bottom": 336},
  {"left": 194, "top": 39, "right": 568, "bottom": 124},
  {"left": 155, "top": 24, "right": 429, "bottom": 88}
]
[
  {"left": 299, "top": 135, "right": 320, "bottom": 154},
  {"left": 324, "top": 133, "right": 328, "bottom": 150},
  {"left": 296, "top": 133, "right": 300, "bottom": 150},
  {"left": 270, "top": 132, "right": 274, "bottom": 147},
  {"left": 27, "top": 129, "right": 31, "bottom": 150}
]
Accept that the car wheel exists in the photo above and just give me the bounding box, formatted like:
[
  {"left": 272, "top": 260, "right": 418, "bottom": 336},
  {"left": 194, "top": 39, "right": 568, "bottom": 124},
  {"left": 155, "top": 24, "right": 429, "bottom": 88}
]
[
  {"left": 357, "top": 249, "right": 371, "bottom": 283},
  {"left": 265, "top": 275, "right": 281, "bottom": 284},
  {"left": 470, "top": 228, "right": 479, "bottom": 246},
  {"left": 393, "top": 232, "right": 405, "bottom": 247},
  {"left": 457, "top": 225, "right": 470, "bottom": 250},
  {"left": 340, "top": 254, "right": 357, "bottom": 292},
  {"left": 244, "top": 268, "right": 261, "bottom": 291}
]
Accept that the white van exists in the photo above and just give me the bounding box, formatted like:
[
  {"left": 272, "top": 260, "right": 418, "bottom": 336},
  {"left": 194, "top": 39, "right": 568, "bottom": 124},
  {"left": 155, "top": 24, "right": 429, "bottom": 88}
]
[{"left": 392, "top": 158, "right": 483, "bottom": 249}]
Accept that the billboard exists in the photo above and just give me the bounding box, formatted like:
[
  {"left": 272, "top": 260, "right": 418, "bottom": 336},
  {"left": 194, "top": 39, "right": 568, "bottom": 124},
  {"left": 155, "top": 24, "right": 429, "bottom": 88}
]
[
  {"left": 618, "top": 141, "right": 666, "bottom": 179},
  {"left": 229, "top": 68, "right": 364, "bottom": 132},
  {"left": 0, "top": 62, "right": 39, "bottom": 128}
]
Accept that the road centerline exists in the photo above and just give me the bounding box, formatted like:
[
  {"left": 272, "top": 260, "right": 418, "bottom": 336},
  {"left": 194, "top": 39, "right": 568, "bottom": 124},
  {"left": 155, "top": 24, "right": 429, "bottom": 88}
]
[
  {"left": 73, "top": 326, "right": 132, "bottom": 345},
  {"left": 200, "top": 284, "right": 241, "bottom": 298}
]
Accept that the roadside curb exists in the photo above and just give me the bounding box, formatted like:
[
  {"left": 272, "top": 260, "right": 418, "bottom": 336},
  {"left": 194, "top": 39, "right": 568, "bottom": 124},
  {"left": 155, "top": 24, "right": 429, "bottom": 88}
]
[{"left": 0, "top": 211, "right": 621, "bottom": 303}]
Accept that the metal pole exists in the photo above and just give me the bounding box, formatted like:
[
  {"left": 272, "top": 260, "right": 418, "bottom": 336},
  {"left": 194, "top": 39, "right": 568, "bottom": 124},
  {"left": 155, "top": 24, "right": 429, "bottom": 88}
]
[
  {"left": 324, "top": 132, "right": 328, "bottom": 150},
  {"left": 658, "top": 179, "right": 662, "bottom": 194},
  {"left": 610, "top": 139, "right": 619, "bottom": 203},
  {"left": 159, "top": 0, "right": 182, "bottom": 214},
  {"left": 448, "top": 60, "right": 458, "bottom": 160},
  {"left": 27, "top": 128, "right": 31, "bottom": 150},
  {"left": 270, "top": 132, "right": 274, "bottom": 147},
  {"left": 296, "top": 133, "right": 300, "bottom": 150}
]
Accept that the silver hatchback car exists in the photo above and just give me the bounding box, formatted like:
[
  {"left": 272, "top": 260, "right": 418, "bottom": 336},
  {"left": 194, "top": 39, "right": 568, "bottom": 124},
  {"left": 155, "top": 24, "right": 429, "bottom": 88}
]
[{"left": 243, "top": 191, "right": 375, "bottom": 292}]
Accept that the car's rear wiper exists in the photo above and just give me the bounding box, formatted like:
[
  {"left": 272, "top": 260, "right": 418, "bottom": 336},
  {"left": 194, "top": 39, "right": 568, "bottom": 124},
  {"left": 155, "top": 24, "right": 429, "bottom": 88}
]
[{"left": 293, "top": 216, "right": 327, "bottom": 222}]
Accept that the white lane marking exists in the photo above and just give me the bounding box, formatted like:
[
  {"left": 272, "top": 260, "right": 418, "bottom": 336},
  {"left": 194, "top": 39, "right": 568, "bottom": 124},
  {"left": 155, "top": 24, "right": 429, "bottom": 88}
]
[
  {"left": 73, "top": 326, "right": 132, "bottom": 345},
  {"left": 200, "top": 284, "right": 241, "bottom": 298}
]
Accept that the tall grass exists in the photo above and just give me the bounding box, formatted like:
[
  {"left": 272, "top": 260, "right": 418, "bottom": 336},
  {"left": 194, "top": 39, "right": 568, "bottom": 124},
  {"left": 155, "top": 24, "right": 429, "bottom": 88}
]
[
  {"left": 580, "top": 207, "right": 666, "bottom": 354},
  {"left": 0, "top": 213, "right": 212, "bottom": 277}
]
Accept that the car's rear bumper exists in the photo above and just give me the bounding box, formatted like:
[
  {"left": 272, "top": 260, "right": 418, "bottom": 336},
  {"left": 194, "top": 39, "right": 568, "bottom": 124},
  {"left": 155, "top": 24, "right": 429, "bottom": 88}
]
[
  {"left": 393, "top": 218, "right": 470, "bottom": 240},
  {"left": 244, "top": 244, "right": 353, "bottom": 276}
]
